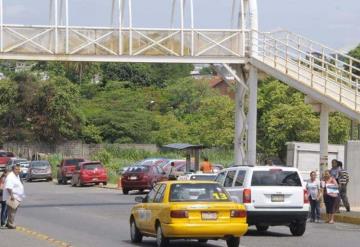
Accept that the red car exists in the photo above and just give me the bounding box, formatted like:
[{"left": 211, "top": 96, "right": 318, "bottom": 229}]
[
  {"left": 121, "top": 163, "right": 167, "bottom": 195},
  {"left": 57, "top": 158, "right": 85, "bottom": 184},
  {"left": 0, "top": 150, "right": 15, "bottom": 172},
  {"left": 71, "top": 161, "right": 108, "bottom": 187}
]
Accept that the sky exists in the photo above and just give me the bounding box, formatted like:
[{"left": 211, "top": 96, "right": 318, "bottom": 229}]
[{"left": 2, "top": 0, "right": 360, "bottom": 51}]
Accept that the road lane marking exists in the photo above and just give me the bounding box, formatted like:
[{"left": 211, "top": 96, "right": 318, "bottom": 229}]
[{"left": 16, "top": 226, "right": 73, "bottom": 247}]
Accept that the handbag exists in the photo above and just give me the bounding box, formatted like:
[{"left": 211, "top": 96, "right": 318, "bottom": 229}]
[{"left": 6, "top": 198, "right": 20, "bottom": 209}]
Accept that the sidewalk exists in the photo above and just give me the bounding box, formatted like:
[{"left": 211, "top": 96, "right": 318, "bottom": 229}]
[{"left": 321, "top": 207, "right": 360, "bottom": 225}]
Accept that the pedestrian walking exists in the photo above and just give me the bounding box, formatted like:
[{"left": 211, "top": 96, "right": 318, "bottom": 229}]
[
  {"left": 3, "top": 164, "right": 25, "bottom": 229},
  {"left": 337, "top": 161, "right": 350, "bottom": 212},
  {"left": 306, "top": 171, "right": 322, "bottom": 223},
  {"left": 200, "top": 158, "right": 213, "bottom": 173},
  {"left": 321, "top": 170, "right": 339, "bottom": 224},
  {"left": 0, "top": 170, "right": 9, "bottom": 227}
]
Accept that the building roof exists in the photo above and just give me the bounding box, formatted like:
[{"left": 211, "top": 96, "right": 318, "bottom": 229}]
[{"left": 162, "top": 143, "right": 205, "bottom": 150}]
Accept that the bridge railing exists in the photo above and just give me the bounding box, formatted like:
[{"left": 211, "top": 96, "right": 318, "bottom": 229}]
[
  {"left": 0, "top": 24, "right": 250, "bottom": 60},
  {"left": 252, "top": 30, "right": 360, "bottom": 112}
]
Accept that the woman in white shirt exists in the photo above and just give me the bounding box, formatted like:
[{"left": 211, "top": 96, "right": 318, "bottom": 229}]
[{"left": 306, "top": 171, "right": 322, "bottom": 223}]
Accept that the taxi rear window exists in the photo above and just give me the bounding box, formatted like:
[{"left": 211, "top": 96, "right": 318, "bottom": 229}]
[
  {"left": 169, "top": 183, "right": 230, "bottom": 202},
  {"left": 251, "top": 170, "right": 302, "bottom": 186}
]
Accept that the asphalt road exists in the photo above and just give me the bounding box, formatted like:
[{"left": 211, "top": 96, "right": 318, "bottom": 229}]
[{"left": 0, "top": 182, "right": 359, "bottom": 247}]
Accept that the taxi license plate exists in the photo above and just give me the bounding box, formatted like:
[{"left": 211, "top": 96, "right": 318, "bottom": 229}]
[
  {"left": 130, "top": 176, "right": 137, "bottom": 180},
  {"left": 202, "top": 212, "right": 217, "bottom": 220},
  {"left": 271, "top": 194, "right": 284, "bottom": 202}
]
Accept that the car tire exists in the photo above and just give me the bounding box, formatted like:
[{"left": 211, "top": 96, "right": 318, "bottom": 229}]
[
  {"left": 156, "top": 224, "right": 169, "bottom": 247},
  {"left": 47, "top": 178, "right": 52, "bottom": 182},
  {"left": 289, "top": 221, "right": 306, "bottom": 236},
  {"left": 27, "top": 178, "right": 32, "bottom": 182},
  {"left": 226, "top": 236, "right": 240, "bottom": 247},
  {"left": 123, "top": 189, "right": 129, "bottom": 195},
  {"left": 61, "top": 177, "right": 67, "bottom": 185},
  {"left": 103, "top": 182, "right": 107, "bottom": 186},
  {"left": 198, "top": 239, "right": 208, "bottom": 244},
  {"left": 130, "top": 217, "right": 143, "bottom": 243},
  {"left": 256, "top": 225, "right": 269, "bottom": 232}
]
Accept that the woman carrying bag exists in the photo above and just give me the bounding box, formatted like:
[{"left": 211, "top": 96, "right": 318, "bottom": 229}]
[{"left": 321, "top": 170, "right": 339, "bottom": 224}]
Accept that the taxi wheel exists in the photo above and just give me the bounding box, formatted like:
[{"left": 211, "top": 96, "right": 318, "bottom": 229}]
[
  {"left": 156, "top": 224, "right": 169, "bottom": 247},
  {"left": 226, "top": 236, "right": 240, "bottom": 247},
  {"left": 130, "top": 218, "right": 143, "bottom": 243},
  {"left": 289, "top": 222, "right": 306, "bottom": 236}
]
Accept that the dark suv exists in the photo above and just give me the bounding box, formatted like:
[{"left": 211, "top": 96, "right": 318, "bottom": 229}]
[{"left": 57, "top": 158, "right": 85, "bottom": 184}]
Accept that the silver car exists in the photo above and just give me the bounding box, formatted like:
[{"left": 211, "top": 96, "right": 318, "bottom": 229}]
[{"left": 27, "top": 160, "right": 53, "bottom": 182}]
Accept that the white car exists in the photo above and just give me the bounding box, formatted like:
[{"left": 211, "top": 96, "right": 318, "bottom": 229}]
[
  {"left": 177, "top": 172, "right": 217, "bottom": 181},
  {"left": 215, "top": 165, "right": 309, "bottom": 236}
]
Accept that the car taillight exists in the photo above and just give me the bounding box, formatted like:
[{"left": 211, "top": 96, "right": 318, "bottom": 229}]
[
  {"left": 170, "top": 210, "right": 188, "bottom": 218},
  {"left": 243, "top": 189, "right": 251, "bottom": 203},
  {"left": 143, "top": 175, "right": 149, "bottom": 179},
  {"left": 304, "top": 189, "right": 309, "bottom": 204},
  {"left": 230, "top": 210, "right": 246, "bottom": 218}
]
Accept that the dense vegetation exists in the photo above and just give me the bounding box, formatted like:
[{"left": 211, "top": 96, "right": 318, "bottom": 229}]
[{"left": 1, "top": 43, "right": 359, "bottom": 161}]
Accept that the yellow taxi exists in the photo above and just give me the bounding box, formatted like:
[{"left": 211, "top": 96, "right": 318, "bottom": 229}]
[{"left": 129, "top": 180, "right": 248, "bottom": 247}]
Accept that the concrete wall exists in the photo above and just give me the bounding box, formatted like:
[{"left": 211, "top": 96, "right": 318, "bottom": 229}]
[
  {"left": 286, "top": 142, "right": 345, "bottom": 172},
  {"left": 3, "top": 142, "right": 158, "bottom": 160},
  {"left": 345, "top": 141, "right": 360, "bottom": 207}
]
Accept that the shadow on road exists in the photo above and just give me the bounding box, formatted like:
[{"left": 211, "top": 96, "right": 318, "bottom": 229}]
[
  {"left": 245, "top": 229, "right": 291, "bottom": 237},
  {"left": 122, "top": 239, "right": 222, "bottom": 247},
  {"left": 21, "top": 202, "right": 135, "bottom": 208}
]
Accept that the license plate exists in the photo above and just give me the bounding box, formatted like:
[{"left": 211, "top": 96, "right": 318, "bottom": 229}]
[
  {"left": 92, "top": 178, "right": 98, "bottom": 181},
  {"left": 130, "top": 176, "right": 137, "bottom": 180},
  {"left": 271, "top": 194, "right": 284, "bottom": 202},
  {"left": 202, "top": 212, "right": 217, "bottom": 220}
]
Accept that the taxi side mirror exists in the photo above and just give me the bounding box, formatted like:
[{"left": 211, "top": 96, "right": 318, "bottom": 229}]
[{"left": 135, "top": 196, "right": 145, "bottom": 203}]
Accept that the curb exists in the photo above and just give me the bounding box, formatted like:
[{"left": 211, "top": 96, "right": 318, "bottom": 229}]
[{"left": 320, "top": 213, "right": 360, "bottom": 225}]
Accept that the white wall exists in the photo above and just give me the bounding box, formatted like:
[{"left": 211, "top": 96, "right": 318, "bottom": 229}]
[
  {"left": 345, "top": 141, "right": 360, "bottom": 207},
  {"left": 286, "top": 142, "right": 345, "bottom": 172}
]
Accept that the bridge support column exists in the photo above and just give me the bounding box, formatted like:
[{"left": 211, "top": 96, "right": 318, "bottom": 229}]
[
  {"left": 234, "top": 74, "right": 247, "bottom": 165},
  {"left": 320, "top": 104, "right": 330, "bottom": 177},
  {"left": 247, "top": 65, "right": 258, "bottom": 165}
]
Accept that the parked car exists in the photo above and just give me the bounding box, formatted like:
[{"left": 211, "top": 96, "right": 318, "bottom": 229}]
[
  {"left": 121, "top": 163, "right": 168, "bottom": 195},
  {"left": 71, "top": 161, "right": 108, "bottom": 187},
  {"left": 215, "top": 166, "right": 309, "bottom": 236},
  {"left": 119, "top": 158, "right": 169, "bottom": 176},
  {"left": 177, "top": 172, "right": 217, "bottom": 181},
  {"left": 27, "top": 160, "right": 52, "bottom": 182},
  {"left": 130, "top": 181, "right": 248, "bottom": 247},
  {"left": 6, "top": 158, "right": 29, "bottom": 172},
  {"left": 0, "top": 150, "right": 15, "bottom": 172},
  {"left": 57, "top": 158, "right": 85, "bottom": 184},
  {"left": 213, "top": 164, "right": 224, "bottom": 173}
]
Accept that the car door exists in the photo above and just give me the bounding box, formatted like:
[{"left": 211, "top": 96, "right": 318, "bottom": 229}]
[
  {"left": 137, "top": 184, "right": 160, "bottom": 232},
  {"left": 227, "top": 170, "right": 246, "bottom": 202},
  {"left": 144, "top": 184, "right": 167, "bottom": 233}
]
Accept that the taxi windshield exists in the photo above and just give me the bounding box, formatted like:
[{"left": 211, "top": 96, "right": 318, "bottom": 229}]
[{"left": 169, "top": 183, "right": 230, "bottom": 202}]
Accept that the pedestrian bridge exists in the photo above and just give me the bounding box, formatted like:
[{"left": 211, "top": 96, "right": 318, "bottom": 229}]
[{"left": 0, "top": 0, "right": 359, "bottom": 165}]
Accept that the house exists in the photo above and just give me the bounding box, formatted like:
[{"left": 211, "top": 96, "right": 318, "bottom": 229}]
[{"left": 209, "top": 76, "right": 235, "bottom": 99}]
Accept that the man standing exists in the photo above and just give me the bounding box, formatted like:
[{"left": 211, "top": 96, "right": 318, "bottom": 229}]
[
  {"left": 337, "top": 161, "right": 350, "bottom": 212},
  {"left": 3, "top": 164, "right": 25, "bottom": 229},
  {"left": 200, "top": 158, "right": 213, "bottom": 173},
  {"left": 330, "top": 159, "right": 340, "bottom": 181}
]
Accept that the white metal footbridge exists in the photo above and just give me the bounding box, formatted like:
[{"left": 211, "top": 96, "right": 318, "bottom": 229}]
[{"left": 0, "top": 0, "right": 359, "bottom": 171}]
